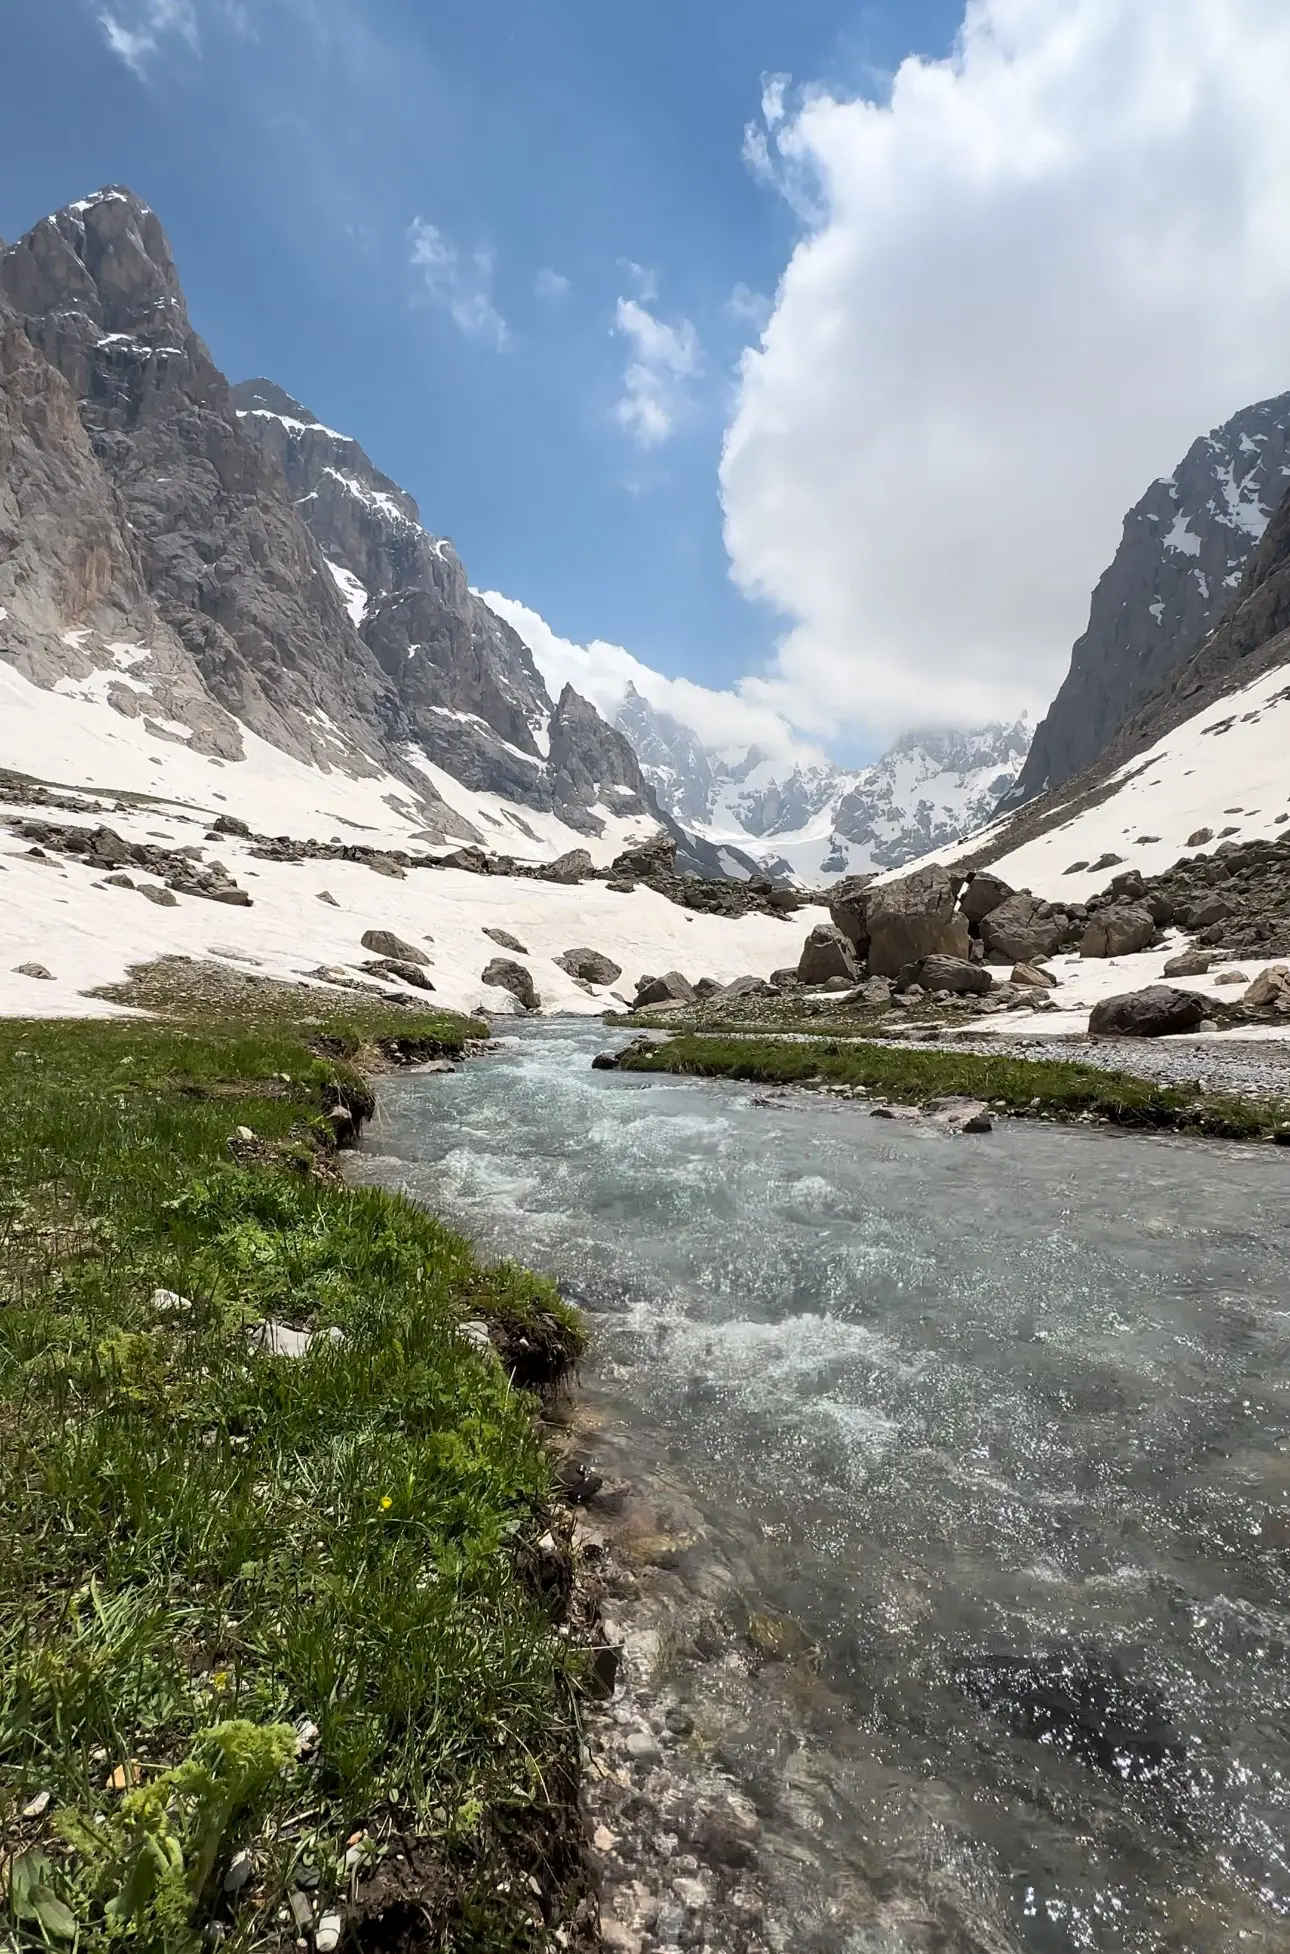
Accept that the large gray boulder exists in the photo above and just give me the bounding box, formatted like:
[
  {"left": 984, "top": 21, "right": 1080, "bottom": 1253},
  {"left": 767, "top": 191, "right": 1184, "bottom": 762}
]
[
  {"left": 959, "top": 871, "right": 1014, "bottom": 926},
  {"left": 797, "top": 924, "right": 860, "bottom": 986},
  {"left": 1163, "top": 949, "right": 1213, "bottom": 977},
  {"left": 483, "top": 926, "right": 528, "bottom": 954},
  {"left": 1088, "top": 986, "right": 1206, "bottom": 1038},
  {"left": 538, "top": 848, "right": 595, "bottom": 884},
  {"left": 719, "top": 974, "right": 773, "bottom": 1000},
  {"left": 362, "top": 928, "right": 430, "bottom": 966},
  {"left": 556, "top": 947, "right": 623, "bottom": 986},
  {"left": 1079, "top": 904, "right": 1156, "bottom": 959},
  {"left": 634, "top": 970, "right": 695, "bottom": 1007},
  {"left": 1245, "top": 965, "right": 1290, "bottom": 1012},
  {"left": 865, "top": 866, "right": 969, "bottom": 978},
  {"left": 613, "top": 831, "right": 678, "bottom": 881},
  {"left": 482, "top": 957, "right": 540, "bottom": 1011},
  {"left": 917, "top": 955, "right": 993, "bottom": 996},
  {"left": 827, "top": 875, "right": 875, "bottom": 951},
  {"left": 980, "top": 894, "right": 1065, "bottom": 965}
]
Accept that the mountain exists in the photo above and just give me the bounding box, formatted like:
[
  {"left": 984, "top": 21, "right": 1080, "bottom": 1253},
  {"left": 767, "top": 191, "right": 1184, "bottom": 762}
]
[
  {"left": 0, "top": 186, "right": 670, "bottom": 859},
  {"left": 1009, "top": 393, "right": 1290, "bottom": 805},
  {"left": 612, "top": 683, "right": 1030, "bottom": 884}
]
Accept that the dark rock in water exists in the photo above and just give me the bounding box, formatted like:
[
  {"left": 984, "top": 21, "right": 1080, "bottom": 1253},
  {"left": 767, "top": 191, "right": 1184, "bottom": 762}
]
[
  {"left": 956, "top": 1646, "right": 1184, "bottom": 1782},
  {"left": 1089, "top": 985, "right": 1205, "bottom": 1038},
  {"left": 556, "top": 946, "right": 622, "bottom": 986},
  {"left": 591, "top": 1050, "right": 620, "bottom": 1071},
  {"left": 482, "top": 957, "right": 539, "bottom": 1011},
  {"left": 361, "top": 928, "right": 430, "bottom": 966},
  {"left": 484, "top": 926, "right": 529, "bottom": 955}
]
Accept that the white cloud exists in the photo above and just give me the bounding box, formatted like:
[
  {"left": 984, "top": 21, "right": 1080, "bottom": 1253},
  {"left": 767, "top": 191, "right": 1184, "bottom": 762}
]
[
  {"left": 613, "top": 296, "right": 700, "bottom": 448},
  {"left": 722, "top": 0, "right": 1290, "bottom": 742},
  {"left": 409, "top": 219, "right": 507, "bottom": 348},
  {"left": 480, "top": 590, "right": 818, "bottom": 766},
  {"left": 99, "top": 0, "right": 198, "bottom": 72},
  {"left": 535, "top": 267, "right": 571, "bottom": 300},
  {"left": 728, "top": 283, "right": 772, "bottom": 331}
]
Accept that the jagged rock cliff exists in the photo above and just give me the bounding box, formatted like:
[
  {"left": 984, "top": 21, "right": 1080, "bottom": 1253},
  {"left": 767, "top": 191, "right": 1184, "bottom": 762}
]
[{"left": 1011, "top": 395, "right": 1290, "bottom": 803}]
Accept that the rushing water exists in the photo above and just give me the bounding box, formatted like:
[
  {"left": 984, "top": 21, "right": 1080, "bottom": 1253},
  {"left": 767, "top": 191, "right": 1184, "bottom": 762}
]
[{"left": 352, "top": 1021, "right": 1290, "bottom": 1953}]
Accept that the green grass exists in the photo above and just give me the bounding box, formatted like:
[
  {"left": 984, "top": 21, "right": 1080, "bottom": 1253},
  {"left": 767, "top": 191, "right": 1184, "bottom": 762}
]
[
  {"left": 619, "top": 1034, "right": 1290, "bottom": 1141},
  {"left": 0, "top": 1005, "right": 589, "bottom": 1952}
]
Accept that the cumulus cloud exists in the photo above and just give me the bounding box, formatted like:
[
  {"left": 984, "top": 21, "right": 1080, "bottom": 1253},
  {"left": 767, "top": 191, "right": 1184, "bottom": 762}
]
[
  {"left": 98, "top": 0, "right": 198, "bottom": 72},
  {"left": 409, "top": 219, "right": 507, "bottom": 348},
  {"left": 613, "top": 296, "right": 701, "bottom": 447},
  {"left": 722, "top": 0, "right": 1290, "bottom": 741},
  {"left": 480, "top": 590, "right": 819, "bottom": 766}
]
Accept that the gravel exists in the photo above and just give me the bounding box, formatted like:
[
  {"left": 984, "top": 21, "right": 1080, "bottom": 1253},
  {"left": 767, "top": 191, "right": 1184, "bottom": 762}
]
[{"left": 923, "top": 1033, "right": 1290, "bottom": 1098}]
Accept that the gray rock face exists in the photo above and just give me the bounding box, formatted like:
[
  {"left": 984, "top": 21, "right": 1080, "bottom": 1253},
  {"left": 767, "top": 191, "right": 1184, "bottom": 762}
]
[
  {"left": 1012, "top": 393, "right": 1290, "bottom": 802},
  {"left": 980, "top": 894, "right": 1065, "bottom": 965},
  {"left": 1079, "top": 904, "right": 1157, "bottom": 959},
  {"left": 797, "top": 924, "right": 860, "bottom": 986},
  {"left": 556, "top": 948, "right": 622, "bottom": 986},
  {"left": 866, "top": 866, "right": 970, "bottom": 977},
  {"left": 828, "top": 875, "right": 875, "bottom": 950},
  {"left": 1088, "top": 985, "right": 1206, "bottom": 1038},
  {"left": 482, "top": 957, "right": 539, "bottom": 1011},
  {"left": 917, "top": 955, "right": 993, "bottom": 996}
]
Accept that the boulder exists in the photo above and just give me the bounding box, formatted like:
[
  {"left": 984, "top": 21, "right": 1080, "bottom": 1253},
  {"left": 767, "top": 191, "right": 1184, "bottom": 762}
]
[
  {"left": 361, "top": 929, "right": 430, "bottom": 966},
  {"left": 484, "top": 927, "right": 529, "bottom": 955},
  {"left": 865, "top": 866, "right": 970, "bottom": 977},
  {"left": 797, "top": 924, "right": 860, "bottom": 987},
  {"left": 634, "top": 970, "right": 695, "bottom": 1007},
  {"left": 1079, "top": 904, "right": 1156, "bottom": 959},
  {"left": 1163, "top": 950, "right": 1213, "bottom": 977},
  {"left": 538, "top": 848, "right": 595, "bottom": 885},
  {"left": 980, "top": 893, "right": 1065, "bottom": 965},
  {"left": 611, "top": 830, "right": 677, "bottom": 880},
  {"left": 959, "top": 871, "right": 1014, "bottom": 926},
  {"left": 769, "top": 967, "right": 801, "bottom": 990},
  {"left": 363, "top": 959, "right": 435, "bottom": 992},
  {"left": 1187, "top": 827, "right": 1214, "bottom": 847},
  {"left": 1011, "top": 962, "right": 1058, "bottom": 989},
  {"left": 14, "top": 962, "right": 53, "bottom": 980},
  {"left": 719, "top": 975, "right": 773, "bottom": 1000},
  {"left": 1244, "top": 965, "right": 1290, "bottom": 1013},
  {"left": 441, "top": 846, "right": 492, "bottom": 874},
  {"left": 1185, "top": 894, "right": 1234, "bottom": 930},
  {"left": 1088, "top": 986, "right": 1206, "bottom": 1038},
  {"left": 917, "top": 955, "right": 993, "bottom": 996},
  {"left": 556, "top": 947, "right": 623, "bottom": 986},
  {"left": 139, "top": 884, "right": 179, "bottom": 907},
  {"left": 1143, "top": 893, "right": 1175, "bottom": 927},
  {"left": 211, "top": 813, "right": 252, "bottom": 838},
  {"left": 1107, "top": 869, "right": 1147, "bottom": 902},
  {"left": 692, "top": 977, "right": 722, "bottom": 1000},
  {"left": 827, "top": 874, "right": 875, "bottom": 950},
  {"left": 482, "top": 957, "right": 540, "bottom": 1011}
]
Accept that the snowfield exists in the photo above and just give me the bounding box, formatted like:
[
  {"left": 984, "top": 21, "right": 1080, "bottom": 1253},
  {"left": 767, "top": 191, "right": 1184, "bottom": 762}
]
[{"left": 0, "top": 665, "right": 826, "bottom": 1020}]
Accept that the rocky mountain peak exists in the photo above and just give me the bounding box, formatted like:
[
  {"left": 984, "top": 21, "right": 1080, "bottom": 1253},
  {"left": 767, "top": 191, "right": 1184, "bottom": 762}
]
[{"left": 0, "top": 187, "right": 188, "bottom": 346}]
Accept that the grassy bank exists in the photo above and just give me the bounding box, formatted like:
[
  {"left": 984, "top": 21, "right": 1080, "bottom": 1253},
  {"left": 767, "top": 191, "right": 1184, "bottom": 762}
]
[
  {"left": 0, "top": 993, "right": 590, "bottom": 1952},
  {"left": 619, "top": 1034, "right": 1290, "bottom": 1142}
]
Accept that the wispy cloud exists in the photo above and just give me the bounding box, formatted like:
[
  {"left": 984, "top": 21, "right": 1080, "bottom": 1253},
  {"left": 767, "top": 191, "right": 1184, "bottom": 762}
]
[
  {"left": 534, "top": 267, "right": 571, "bottom": 300},
  {"left": 613, "top": 296, "right": 700, "bottom": 448},
  {"left": 98, "top": 0, "right": 198, "bottom": 74},
  {"left": 408, "top": 219, "right": 507, "bottom": 348},
  {"left": 728, "top": 283, "right": 772, "bottom": 331}
]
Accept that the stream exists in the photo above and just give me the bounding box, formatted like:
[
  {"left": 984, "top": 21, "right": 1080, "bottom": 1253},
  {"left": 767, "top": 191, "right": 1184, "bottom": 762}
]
[{"left": 350, "top": 1020, "right": 1290, "bottom": 1954}]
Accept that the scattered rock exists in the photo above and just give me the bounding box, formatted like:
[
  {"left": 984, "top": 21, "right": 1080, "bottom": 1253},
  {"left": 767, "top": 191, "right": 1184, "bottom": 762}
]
[
  {"left": 537, "top": 847, "right": 595, "bottom": 884},
  {"left": 1187, "top": 827, "right": 1215, "bottom": 847},
  {"left": 1163, "top": 950, "right": 1213, "bottom": 977},
  {"left": 440, "top": 846, "right": 491, "bottom": 874},
  {"left": 102, "top": 872, "right": 134, "bottom": 888},
  {"left": 139, "top": 883, "right": 179, "bottom": 907},
  {"left": 316, "top": 889, "right": 339, "bottom": 906},
  {"left": 210, "top": 813, "right": 252, "bottom": 838},
  {"left": 746, "top": 1612, "right": 813, "bottom": 1661},
  {"left": 962, "top": 1112, "right": 994, "bottom": 1134},
  {"left": 981, "top": 893, "right": 1065, "bottom": 964},
  {"left": 866, "top": 864, "right": 970, "bottom": 976},
  {"left": 1088, "top": 852, "right": 1125, "bottom": 872},
  {"left": 634, "top": 971, "right": 695, "bottom": 1008},
  {"left": 14, "top": 962, "right": 53, "bottom": 980},
  {"left": 556, "top": 947, "right": 623, "bottom": 985},
  {"left": 1088, "top": 986, "right": 1206, "bottom": 1038},
  {"left": 959, "top": 870, "right": 1014, "bottom": 925},
  {"left": 1186, "top": 894, "right": 1234, "bottom": 930},
  {"left": 798, "top": 924, "right": 860, "bottom": 986},
  {"left": 361, "top": 928, "right": 430, "bottom": 965},
  {"left": 315, "top": 1914, "right": 343, "bottom": 1954},
  {"left": 592, "top": 1050, "right": 620, "bottom": 1071},
  {"left": 483, "top": 926, "right": 529, "bottom": 954},
  {"left": 611, "top": 830, "right": 678, "bottom": 880},
  {"left": 692, "top": 976, "right": 722, "bottom": 1000},
  {"left": 1079, "top": 903, "right": 1156, "bottom": 959},
  {"left": 1244, "top": 965, "right": 1290, "bottom": 1012},
  {"left": 917, "top": 954, "right": 993, "bottom": 996},
  {"left": 1213, "top": 969, "right": 1250, "bottom": 986},
  {"left": 362, "top": 958, "right": 435, "bottom": 991},
  {"left": 1011, "top": 962, "right": 1057, "bottom": 988},
  {"left": 482, "top": 957, "right": 540, "bottom": 1011}
]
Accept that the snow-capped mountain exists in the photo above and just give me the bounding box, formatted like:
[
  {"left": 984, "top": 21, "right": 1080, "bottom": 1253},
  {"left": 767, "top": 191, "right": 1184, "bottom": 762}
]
[
  {"left": 1010, "top": 392, "right": 1290, "bottom": 804},
  {"left": 613, "top": 684, "right": 1030, "bottom": 884}
]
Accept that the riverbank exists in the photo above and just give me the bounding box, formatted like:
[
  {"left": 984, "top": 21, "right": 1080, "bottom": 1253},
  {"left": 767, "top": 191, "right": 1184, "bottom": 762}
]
[
  {"left": 0, "top": 976, "right": 595, "bottom": 1952},
  {"left": 613, "top": 1031, "right": 1290, "bottom": 1141}
]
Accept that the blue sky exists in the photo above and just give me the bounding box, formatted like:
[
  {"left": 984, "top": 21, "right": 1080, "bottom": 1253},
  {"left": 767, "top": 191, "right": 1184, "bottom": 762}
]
[{"left": 2, "top": 0, "right": 962, "bottom": 715}]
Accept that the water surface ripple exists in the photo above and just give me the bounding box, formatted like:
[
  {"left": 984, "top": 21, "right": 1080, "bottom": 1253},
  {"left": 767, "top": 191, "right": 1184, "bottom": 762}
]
[{"left": 352, "top": 1021, "right": 1290, "bottom": 1953}]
